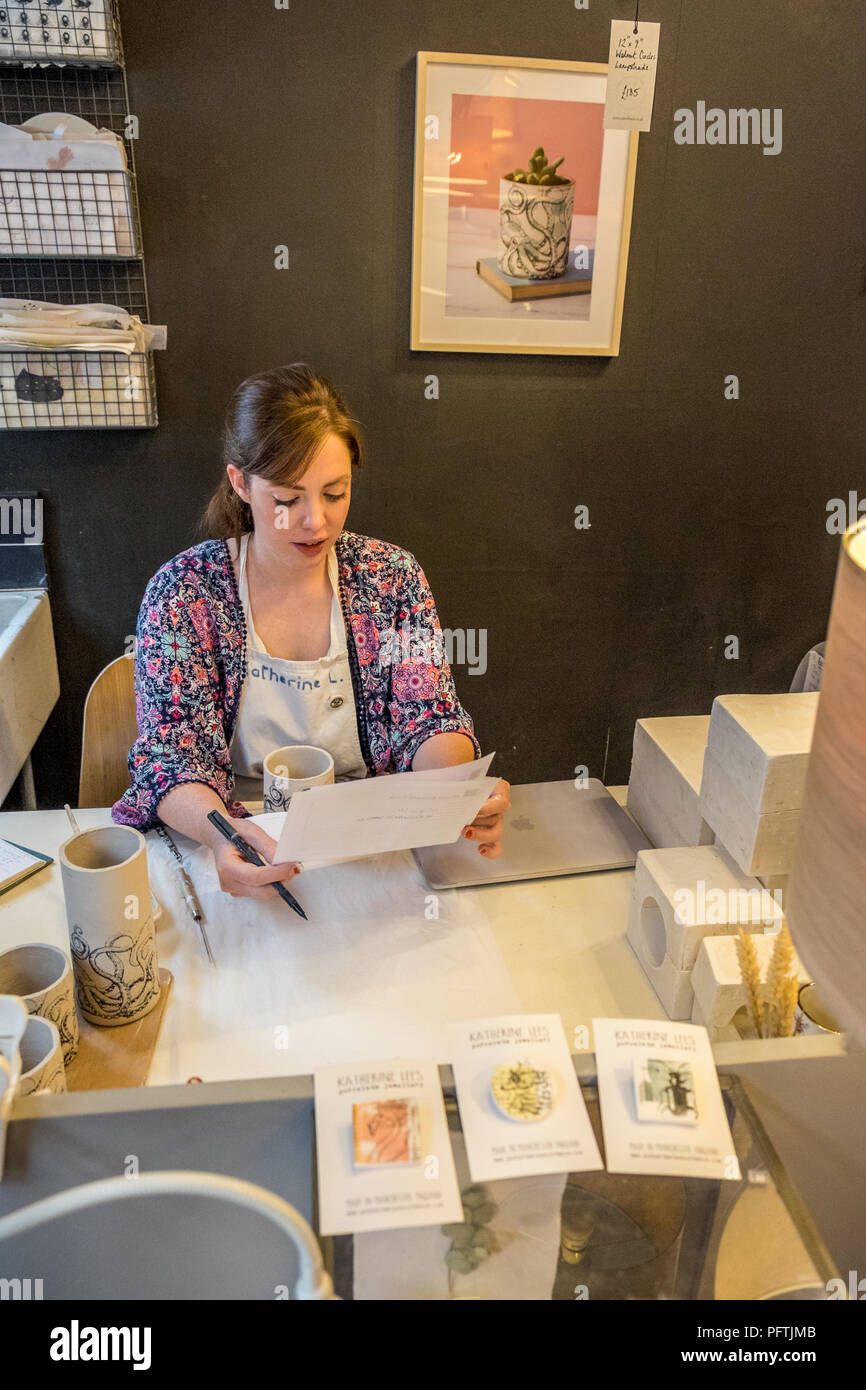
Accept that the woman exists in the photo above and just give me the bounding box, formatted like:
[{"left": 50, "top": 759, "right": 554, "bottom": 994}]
[{"left": 112, "top": 363, "right": 510, "bottom": 900}]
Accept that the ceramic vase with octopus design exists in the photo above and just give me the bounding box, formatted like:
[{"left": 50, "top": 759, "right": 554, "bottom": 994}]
[
  {"left": 498, "top": 177, "right": 575, "bottom": 280},
  {"left": 60, "top": 825, "right": 160, "bottom": 1028}
]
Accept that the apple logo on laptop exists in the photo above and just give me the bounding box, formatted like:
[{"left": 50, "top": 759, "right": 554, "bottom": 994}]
[{"left": 511, "top": 815, "right": 535, "bottom": 831}]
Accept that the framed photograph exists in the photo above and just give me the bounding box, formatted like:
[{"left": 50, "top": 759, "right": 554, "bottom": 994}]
[{"left": 411, "top": 51, "right": 639, "bottom": 357}]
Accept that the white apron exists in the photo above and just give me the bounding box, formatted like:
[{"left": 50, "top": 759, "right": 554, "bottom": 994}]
[{"left": 228, "top": 533, "right": 367, "bottom": 801}]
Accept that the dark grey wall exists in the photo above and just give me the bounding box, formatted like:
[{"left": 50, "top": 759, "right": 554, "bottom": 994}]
[{"left": 2, "top": 0, "right": 864, "bottom": 808}]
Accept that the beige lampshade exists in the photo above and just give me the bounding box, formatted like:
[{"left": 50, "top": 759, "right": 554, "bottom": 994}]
[{"left": 787, "top": 516, "right": 866, "bottom": 1044}]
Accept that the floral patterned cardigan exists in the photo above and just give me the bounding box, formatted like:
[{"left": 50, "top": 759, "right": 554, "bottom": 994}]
[{"left": 110, "top": 530, "right": 481, "bottom": 832}]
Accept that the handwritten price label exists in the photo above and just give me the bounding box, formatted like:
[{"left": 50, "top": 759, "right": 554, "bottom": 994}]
[{"left": 603, "top": 20, "right": 661, "bottom": 132}]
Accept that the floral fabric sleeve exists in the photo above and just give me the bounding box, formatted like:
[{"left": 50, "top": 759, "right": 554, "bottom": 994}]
[
  {"left": 111, "top": 562, "right": 248, "bottom": 831},
  {"left": 385, "top": 551, "right": 481, "bottom": 771}
]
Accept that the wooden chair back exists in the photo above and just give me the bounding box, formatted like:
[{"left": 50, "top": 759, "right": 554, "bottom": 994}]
[{"left": 78, "top": 654, "right": 138, "bottom": 809}]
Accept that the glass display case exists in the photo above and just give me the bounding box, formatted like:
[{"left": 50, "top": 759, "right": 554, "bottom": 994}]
[
  {"left": 0, "top": 1067, "right": 844, "bottom": 1300},
  {"left": 331, "top": 1074, "right": 840, "bottom": 1301}
]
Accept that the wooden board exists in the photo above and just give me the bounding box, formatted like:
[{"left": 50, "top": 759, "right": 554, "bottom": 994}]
[{"left": 65, "top": 968, "right": 173, "bottom": 1092}]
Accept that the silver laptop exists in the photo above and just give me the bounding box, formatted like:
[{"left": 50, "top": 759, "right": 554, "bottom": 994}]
[{"left": 412, "top": 778, "right": 651, "bottom": 889}]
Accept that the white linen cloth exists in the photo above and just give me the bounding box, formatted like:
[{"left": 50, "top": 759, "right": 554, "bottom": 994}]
[
  {"left": 229, "top": 533, "right": 367, "bottom": 801},
  {"left": 0, "top": 299, "right": 162, "bottom": 354},
  {"left": 143, "top": 829, "right": 522, "bottom": 1086}
]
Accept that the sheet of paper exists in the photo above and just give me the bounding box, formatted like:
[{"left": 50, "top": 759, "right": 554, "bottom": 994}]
[
  {"left": 314, "top": 1056, "right": 462, "bottom": 1235},
  {"left": 603, "top": 19, "right": 661, "bottom": 132},
  {"left": 0, "top": 838, "right": 41, "bottom": 877},
  {"left": 448, "top": 1014, "right": 603, "bottom": 1182},
  {"left": 274, "top": 754, "right": 499, "bottom": 863},
  {"left": 249, "top": 813, "right": 351, "bottom": 871},
  {"left": 0, "top": 838, "right": 43, "bottom": 887},
  {"left": 592, "top": 1017, "right": 740, "bottom": 1180}
]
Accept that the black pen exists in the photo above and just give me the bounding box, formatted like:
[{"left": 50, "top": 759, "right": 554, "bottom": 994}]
[{"left": 206, "top": 810, "right": 307, "bottom": 920}]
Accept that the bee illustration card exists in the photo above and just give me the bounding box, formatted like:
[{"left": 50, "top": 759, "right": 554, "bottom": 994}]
[{"left": 447, "top": 1014, "right": 603, "bottom": 1183}]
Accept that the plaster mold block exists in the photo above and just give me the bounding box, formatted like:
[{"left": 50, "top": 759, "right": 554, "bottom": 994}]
[
  {"left": 703, "top": 693, "right": 819, "bottom": 813},
  {"left": 700, "top": 750, "right": 803, "bottom": 877},
  {"left": 699, "top": 694, "right": 818, "bottom": 878},
  {"left": 626, "top": 716, "right": 715, "bottom": 849},
  {"left": 627, "top": 845, "right": 780, "bottom": 975},
  {"left": 624, "top": 921, "right": 694, "bottom": 1019},
  {"left": 758, "top": 874, "right": 789, "bottom": 914},
  {"left": 691, "top": 933, "right": 811, "bottom": 1034}
]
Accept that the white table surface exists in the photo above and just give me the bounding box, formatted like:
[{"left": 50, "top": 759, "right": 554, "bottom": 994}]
[{"left": 0, "top": 788, "right": 668, "bottom": 1087}]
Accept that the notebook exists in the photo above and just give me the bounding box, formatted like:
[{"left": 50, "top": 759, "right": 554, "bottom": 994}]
[{"left": 0, "top": 838, "right": 53, "bottom": 896}]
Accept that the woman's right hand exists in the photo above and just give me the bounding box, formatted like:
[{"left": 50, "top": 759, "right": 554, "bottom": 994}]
[{"left": 212, "top": 816, "right": 302, "bottom": 901}]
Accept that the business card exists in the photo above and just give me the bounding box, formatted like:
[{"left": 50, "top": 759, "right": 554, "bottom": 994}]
[
  {"left": 593, "top": 1018, "right": 741, "bottom": 1180},
  {"left": 448, "top": 1014, "right": 603, "bottom": 1182},
  {"left": 314, "top": 1056, "right": 462, "bottom": 1235}
]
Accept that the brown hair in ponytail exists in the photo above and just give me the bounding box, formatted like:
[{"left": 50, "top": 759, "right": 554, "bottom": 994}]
[{"left": 199, "top": 363, "right": 365, "bottom": 543}]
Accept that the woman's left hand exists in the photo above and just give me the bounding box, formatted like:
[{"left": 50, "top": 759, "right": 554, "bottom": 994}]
[{"left": 462, "top": 778, "right": 511, "bottom": 858}]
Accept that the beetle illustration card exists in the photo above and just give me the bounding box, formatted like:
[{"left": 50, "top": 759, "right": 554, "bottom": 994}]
[
  {"left": 634, "top": 1057, "right": 699, "bottom": 1125},
  {"left": 593, "top": 1018, "right": 740, "bottom": 1180}
]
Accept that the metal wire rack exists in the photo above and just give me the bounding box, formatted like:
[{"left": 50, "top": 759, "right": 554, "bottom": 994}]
[
  {"left": 0, "top": 0, "right": 122, "bottom": 67},
  {"left": 0, "top": 167, "right": 140, "bottom": 256},
  {"left": 0, "top": 253, "right": 144, "bottom": 313},
  {"left": 0, "top": 0, "right": 158, "bottom": 427},
  {"left": 0, "top": 346, "right": 155, "bottom": 426},
  {"left": 0, "top": 53, "right": 128, "bottom": 126}
]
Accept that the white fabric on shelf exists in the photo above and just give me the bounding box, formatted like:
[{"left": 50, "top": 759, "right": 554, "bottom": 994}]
[{"left": 0, "top": 299, "right": 161, "bottom": 354}]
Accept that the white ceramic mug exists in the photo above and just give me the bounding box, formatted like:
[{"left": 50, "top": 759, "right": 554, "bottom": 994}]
[
  {"left": 59, "top": 825, "right": 161, "bottom": 1028},
  {"left": 262, "top": 744, "right": 334, "bottom": 812},
  {"left": 0, "top": 942, "right": 79, "bottom": 1066},
  {"left": 18, "top": 1014, "right": 66, "bottom": 1096}
]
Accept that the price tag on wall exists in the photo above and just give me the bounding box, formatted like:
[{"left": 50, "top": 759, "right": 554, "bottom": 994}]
[{"left": 603, "top": 19, "right": 661, "bottom": 132}]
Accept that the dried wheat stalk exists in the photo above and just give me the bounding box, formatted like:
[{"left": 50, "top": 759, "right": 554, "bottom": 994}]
[
  {"left": 735, "top": 923, "right": 800, "bottom": 1039},
  {"left": 763, "top": 923, "right": 796, "bottom": 1037},
  {"left": 736, "top": 927, "right": 766, "bottom": 1038},
  {"left": 776, "top": 973, "right": 801, "bottom": 1038}
]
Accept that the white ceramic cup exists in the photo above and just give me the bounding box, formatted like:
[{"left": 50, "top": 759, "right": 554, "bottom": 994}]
[
  {"left": 262, "top": 744, "right": 334, "bottom": 812},
  {"left": 794, "top": 983, "right": 845, "bottom": 1036},
  {"left": 0, "top": 942, "right": 79, "bottom": 1066},
  {"left": 18, "top": 1014, "right": 66, "bottom": 1096},
  {"left": 59, "top": 825, "right": 161, "bottom": 1028}
]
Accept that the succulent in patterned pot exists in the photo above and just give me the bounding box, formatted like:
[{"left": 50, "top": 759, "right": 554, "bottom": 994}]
[{"left": 498, "top": 145, "right": 575, "bottom": 280}]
